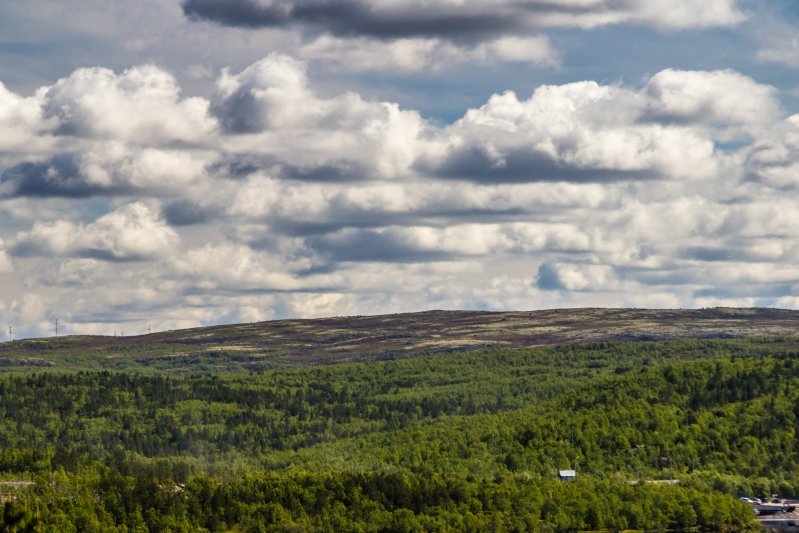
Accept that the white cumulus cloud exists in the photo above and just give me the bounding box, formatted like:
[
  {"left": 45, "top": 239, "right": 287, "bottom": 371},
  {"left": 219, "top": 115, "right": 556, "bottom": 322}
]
[
  {"left": 213, "top": 54, "right": 427, "bottom": 179},
  {"left": 299, "top": 35, "right": 558, "bottom": 72},
  {"left": 40, "top": 65, "right": 216, "bottom": 144},
  {"left": 11, "top": 202, "right": 179, "bottom": 261},
  {"left": 0, "top": 239, "right": 14, "bottom": 274}
]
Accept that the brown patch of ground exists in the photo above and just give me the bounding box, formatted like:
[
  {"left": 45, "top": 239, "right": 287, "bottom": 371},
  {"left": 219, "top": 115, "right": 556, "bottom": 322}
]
[{"left": 1, "top": 307, "right": 798, "bottom": 367}]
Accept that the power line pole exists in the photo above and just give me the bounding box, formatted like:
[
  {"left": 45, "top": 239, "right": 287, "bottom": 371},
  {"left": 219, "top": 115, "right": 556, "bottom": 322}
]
[{"left": 55, "top": 318, "right": 58, "bottom": 337}]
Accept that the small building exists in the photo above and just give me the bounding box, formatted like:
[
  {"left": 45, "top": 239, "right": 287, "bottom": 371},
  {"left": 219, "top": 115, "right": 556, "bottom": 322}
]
[{"left": 558, "top": 469, "right": 576, "bottom": 481}]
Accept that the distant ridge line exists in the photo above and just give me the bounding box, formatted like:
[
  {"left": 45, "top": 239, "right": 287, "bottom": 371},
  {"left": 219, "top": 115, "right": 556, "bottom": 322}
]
[{"left": 2, "top": 307, "right": 798, "bottom": 368}]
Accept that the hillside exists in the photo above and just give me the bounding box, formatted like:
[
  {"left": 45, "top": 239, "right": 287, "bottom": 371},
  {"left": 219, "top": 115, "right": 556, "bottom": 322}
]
[
  {"left": 2, "top": 307, "right": 799, "bottom": 370},
  {"left": 0, "top": 335, "right": 784, "bottom": 530},
  {"left": 0, "top": 308, "right": 796, "bottom": 529}
]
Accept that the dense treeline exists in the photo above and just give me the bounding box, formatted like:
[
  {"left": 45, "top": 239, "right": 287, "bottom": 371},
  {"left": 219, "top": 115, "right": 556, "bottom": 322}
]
[
  {"left": 0, "top": 337, "right": 795, "bottom": 529},
  {"left": 0, "top": 339, "right": 711, "bottom": 466},
  {"left": 258, "top": 352, "right": 799, "bottom": 494},
  {"left": 1, "top": 468, "right": 756, "bottom": 531}
]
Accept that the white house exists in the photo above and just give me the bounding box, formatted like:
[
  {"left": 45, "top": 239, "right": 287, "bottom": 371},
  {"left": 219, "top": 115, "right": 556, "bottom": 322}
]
[{"left": 558, "top": 469, "right": 576, "bottom": 481}]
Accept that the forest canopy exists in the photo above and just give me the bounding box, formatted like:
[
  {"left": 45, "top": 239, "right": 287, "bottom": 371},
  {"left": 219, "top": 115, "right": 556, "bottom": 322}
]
[{"left": 0, "top": 336, "right": 795, "bottom": 530}]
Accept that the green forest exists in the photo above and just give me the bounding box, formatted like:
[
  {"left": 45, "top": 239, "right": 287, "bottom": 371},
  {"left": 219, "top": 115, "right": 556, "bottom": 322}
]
[{"left": 1, "top": 336, "right": 798, "bottom": 530}]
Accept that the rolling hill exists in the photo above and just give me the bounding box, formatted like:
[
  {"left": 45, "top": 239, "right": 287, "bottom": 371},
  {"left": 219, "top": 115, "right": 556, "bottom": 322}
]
[{"left": 2, "top": 307, "right": 799, "bottom": 370}]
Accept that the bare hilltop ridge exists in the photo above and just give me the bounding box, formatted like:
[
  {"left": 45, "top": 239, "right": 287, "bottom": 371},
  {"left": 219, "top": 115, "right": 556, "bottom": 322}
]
[{"left": 2, "top": 307, "right": 799, "bottom": 370}]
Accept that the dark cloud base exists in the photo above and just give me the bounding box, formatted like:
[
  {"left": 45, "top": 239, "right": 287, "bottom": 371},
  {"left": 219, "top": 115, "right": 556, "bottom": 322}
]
[
  {"left": 162, "top": 200, "right": 223, "bottom": 226},
  {"left": 420, "top": 145, "right": 651, "bottom": 183},
  {"left": 1, "top": 155, "right": 130, "bottom": 198},
  {"left": 182, "top": 0, "right": 517, "bottom": 39},
  {"left": 308, "top": 230, "right": 451, "bottom": 263}
]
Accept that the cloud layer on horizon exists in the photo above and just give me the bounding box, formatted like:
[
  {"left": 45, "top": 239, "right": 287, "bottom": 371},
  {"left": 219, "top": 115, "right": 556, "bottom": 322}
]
[{"left": 2, "top": 50, "right": 799, "bottom": 337}]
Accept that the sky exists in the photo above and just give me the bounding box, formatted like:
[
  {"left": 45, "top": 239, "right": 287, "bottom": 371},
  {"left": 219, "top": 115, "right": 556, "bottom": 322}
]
[{"left": 1, "top": 0, "right": 799, "bottom": 339}]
